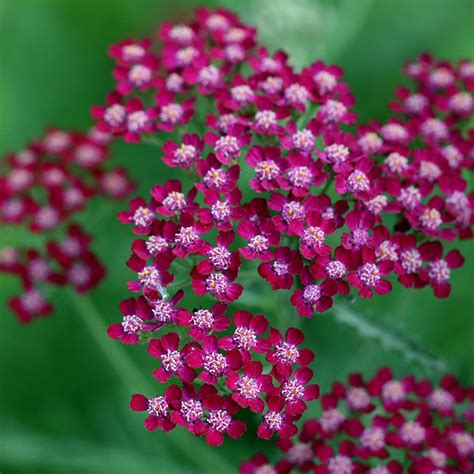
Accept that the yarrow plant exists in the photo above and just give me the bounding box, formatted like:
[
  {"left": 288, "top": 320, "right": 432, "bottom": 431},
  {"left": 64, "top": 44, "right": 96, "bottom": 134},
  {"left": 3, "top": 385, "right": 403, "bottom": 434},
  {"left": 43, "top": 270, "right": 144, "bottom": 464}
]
[
  {"left": 241, "top": 367, "right": 474, "bottom": 473},
  {"left": 0, "top": 127, "right": 134, "bottom": 321},
  {"left": 91, "top": 6, "right": 474, "bottom": 448},
  {"left": 2, "top": 2, "right": 471, "bottom": 466}
]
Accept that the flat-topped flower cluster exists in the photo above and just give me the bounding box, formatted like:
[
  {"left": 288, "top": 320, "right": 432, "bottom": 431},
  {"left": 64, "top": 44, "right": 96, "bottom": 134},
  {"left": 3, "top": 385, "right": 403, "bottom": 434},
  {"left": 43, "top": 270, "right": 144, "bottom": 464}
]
[
  {"left": 241, "top": 367, "right": 474, "bottom": 473},
  {"left": 0, "top": 127, "right": 134, "bottom": 321},
  {"left": 94, "top": 7, "right": 473, "bottom": 447}
]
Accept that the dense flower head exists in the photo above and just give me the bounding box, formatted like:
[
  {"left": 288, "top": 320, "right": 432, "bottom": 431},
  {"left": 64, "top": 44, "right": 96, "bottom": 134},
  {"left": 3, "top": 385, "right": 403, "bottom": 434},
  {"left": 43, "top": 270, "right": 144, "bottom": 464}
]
[
  {"left": 100, "top": 6, "right": 472, "bottom": 450},
  {"left": 0, "top": 127, "right": 134, "bottom": 322},
  {"left": 241, "top": 367, "right": 474, "bottom": 473},
  {"left": 0, "top": 127, "right": 134, "bottom": 231},
  {"left": 2, "top": 224, "right": 105, "bottom": 322}
]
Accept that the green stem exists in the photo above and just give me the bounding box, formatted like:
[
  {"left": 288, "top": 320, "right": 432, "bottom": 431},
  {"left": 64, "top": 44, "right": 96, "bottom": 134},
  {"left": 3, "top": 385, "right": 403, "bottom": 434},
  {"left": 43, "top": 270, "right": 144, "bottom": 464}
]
[
  {"left": 142, "top": 135, "right": 162, "bottom": 147},
  {"left": 69, "top": 290, "right": 233, "bottom": 473},
  {"left": 331, "top": 303, "right": 448, "bottom": 374},
  {"left": 69, "top": 289, "right": 150, "bottom": 392}
]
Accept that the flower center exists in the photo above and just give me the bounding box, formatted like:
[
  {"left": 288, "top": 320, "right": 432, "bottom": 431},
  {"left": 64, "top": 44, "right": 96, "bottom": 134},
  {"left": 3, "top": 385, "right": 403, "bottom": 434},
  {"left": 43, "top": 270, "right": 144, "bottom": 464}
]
[
  {"left": 325, "top": 143, "right": 349, "bottom": 164},
  {"left": 347, "top": 170, "right": 370, "bottom": 193},
  {"left": 133, "top": 206, "right": 154, "bottom": 227},
  {"left": 205, "top": 273, "right": 230, "bottom": 297},
  {"left": 208, "top": 246, "right": 231, "bottom": 270},
  {"left": 255, "top": 160, "right": 280, "bottom": 181},
  {"left": 207, "top": 409, "right": 231, "bottom": 432},
  {"left": 160, "top": 103, "right": 183, "bottom": 124},
  {"left": 233, "top": 326, "right": 257, "bottom": 350},
  {"left": 292, "top": 129, "right": 315, "bottom": 152},
  {"left": 203, "top": 351, "right": 227, "bottom": 376},
  {"left": 191, "top": 309, "right": 214, "bottom": 330},
  {"left": 147, "top": 396, "right": 169, "bottom": 417},
  {"left": 236, "top": 375, "right": 261, "bottom": 399},
  {"left": 161, "top": 349, "right": 183, "bottom": 373},
  {"left": 321, "top": 100, "right": 347, "bottom": 123},
  {"left": 358, "top": 263, "right": 380, "bottom": 287},
  {"left": 281, "top": 378, "right": 304, "bottom": 402},
  {"left": 152, "top": 300, "right": 175, "bottom": 323},
  {"left": 288, "top": 166, "right": 313, "bottom": 188},
  {"left": 303, "top": 284, "right": 321, "bottom": 303},
  {"left": 326, "top": 260, "right": 346, "bottom": 279},
  {"left": 121, "top": 314, "right": 143, "bottom": 334},
  {"left": 302, "top": 226, "right": 325, "bottom": 248},
  {"left": 180, "top": 399, "right": 204, "bottom": 422}
]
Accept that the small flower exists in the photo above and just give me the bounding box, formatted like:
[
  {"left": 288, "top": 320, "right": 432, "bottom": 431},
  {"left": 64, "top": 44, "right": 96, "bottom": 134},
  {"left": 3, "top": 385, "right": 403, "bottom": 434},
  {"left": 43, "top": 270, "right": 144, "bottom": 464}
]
[
  {"left": 226, "top": 361, "right": 273, "bottom": 413},
  {"left": 130, "top": 385, "right": 181, "bottom": 432},
  {"left": 148, "top": 332, "right": 198, "bottom": 382},
  {"left": 257, "top": 396, "right": 298, "bottom": 440}
]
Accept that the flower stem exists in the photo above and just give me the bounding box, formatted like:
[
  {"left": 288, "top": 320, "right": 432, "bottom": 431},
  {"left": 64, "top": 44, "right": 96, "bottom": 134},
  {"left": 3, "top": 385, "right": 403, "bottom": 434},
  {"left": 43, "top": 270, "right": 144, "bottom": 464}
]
[
  {"left": 69, "top": 290, "right": 233, "bottom": 472},
  {"left": 331, "top": 303, "right": 448, "bottom": 374}
]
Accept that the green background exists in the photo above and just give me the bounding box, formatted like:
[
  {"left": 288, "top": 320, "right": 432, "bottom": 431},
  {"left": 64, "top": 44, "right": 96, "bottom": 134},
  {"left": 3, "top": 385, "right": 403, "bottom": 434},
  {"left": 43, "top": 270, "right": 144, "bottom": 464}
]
[{"left": 0, "top": 0, "right": 473, "bottom": 472}]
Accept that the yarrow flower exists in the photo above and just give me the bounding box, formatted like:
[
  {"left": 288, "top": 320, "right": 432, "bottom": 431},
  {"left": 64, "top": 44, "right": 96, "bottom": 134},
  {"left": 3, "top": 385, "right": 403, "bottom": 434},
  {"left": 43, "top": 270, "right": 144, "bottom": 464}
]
[
  {"left": 241, "top": 368, "right": 474, "bottom": 473},
  {"left": 1, "top": 127, "right": 133, "bottom": 322},
  {"left": 95, "top": 6, "right": 472, "bottom": 451}
]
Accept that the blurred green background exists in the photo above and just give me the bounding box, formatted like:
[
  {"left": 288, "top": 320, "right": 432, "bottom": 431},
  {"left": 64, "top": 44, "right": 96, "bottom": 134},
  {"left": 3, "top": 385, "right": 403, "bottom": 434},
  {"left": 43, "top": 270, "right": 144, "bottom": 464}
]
[{"left": 0, "top": 0, "right": 473, "bottom": 472}]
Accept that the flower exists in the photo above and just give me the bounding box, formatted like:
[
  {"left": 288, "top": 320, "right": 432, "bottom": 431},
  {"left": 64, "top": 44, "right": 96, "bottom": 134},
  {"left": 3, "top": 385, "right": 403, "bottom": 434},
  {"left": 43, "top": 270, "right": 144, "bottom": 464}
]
[
  {"left": 257, "top": 396, "right": 298, "bottom": 440},
  {"left": 130, "top": 385, "right": 181, "bottom": 432},
  {"left": 241, "top": 368, "right": 472, "bottom": 473},
  {"left": 148, "top": 332, "right": 198, "bottom": 383},
  {"left": 95, "top": 7, "right": 472, "bottom": 449},
  {"left": 226, "top": 361, "right": 274, "bottom": 413}
]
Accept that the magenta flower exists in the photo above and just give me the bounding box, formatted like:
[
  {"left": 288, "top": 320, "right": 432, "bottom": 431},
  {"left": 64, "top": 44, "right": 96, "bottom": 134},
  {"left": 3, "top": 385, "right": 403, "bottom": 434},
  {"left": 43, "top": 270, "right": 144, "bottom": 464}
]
[
  {"left": 177, "top": 302, "right": 230, "bottom": 342},
  {"left": 289, "top": 211, "right": 337, "bottom": 259},
  {"left": 196, "top": 188, "right": 243, "bottom": 232},
  {"left": 281, "top": 152, "right": 327, "bottom": 197},
  {"left": 238, "top": 218, "right": 280, "bottom": 261},
  {"left": 258, "top": 246, "right": 303, "bottom": 290},
  {"left": 290, "top": 269, "right": 337, "bottom": 316},
  {"left": 195, "top": 153, "right": 240, "bottom": 194},
  {"left": 257, "top": 396, "right": 298, "bottom": 440},
  {"left": 148, "top": 332, "right": 198, "bottom": 382},
  {"left": 114, "top": 55, "right": 159, "bottom": 95},
  {"left": 246, "top": 146, "right": 288, "bottom": 192},
  {"left": 347, "top": 249, "right": 393, "bottom": 298},
  {"left": 219, "top": 310, "right": 271, "bottom": 360},
  {"left": 334, "top": 159, "right": 373, "bottom": 197},
  {"left": 186, "top": 334, "right": 242, "bottom": 384},
  {"left": 108, "top": 37, "right": 152, "bottom": 66},
  {"left": 130, "top": 384, "right": 181, "bottom": 432},
  {"left": 151, "top": 179, "right": 197, "bottom": 218},
  {"left": 367, "top": 367, "right": 417, "bottom": 411},
  {"left": 64, "top": 252, "right": 105, "bottom": 293},
  {"left": 171, "top": 382, "right": 216, "bottom": 436},
  {"left": 162, "top": 134, "right": 203, "bottom": 168},
  {"left": 107, "top": 296, "right": 155, "bottom": 344},
  {"left": 203, "top": 395, "right": 246, "bottom": 446},
  {"left": 192, "top": 268, "right": 243, "bottom": 303},
  {"left": 266, "top": 327, "right": 314, "bottom": 377},
  {"left": 118, "top": 196, "right": 156, "bottom": 234},
  {"left": 10, "top": 288, "right": 53, "bottom": 323},
  {"left": 418, "top": 241, "right": 464, "bottom": 297},
  {"left": 124, "top": 98, "right": 157, "bottom": 142},
  {"left": 226, "top": 361, "right": 273, "bottom": 413},
  {"left": 274, "top": 367, "right": 320, "bottom": 416},
  {"left": 155, "top": 93, "right": 195, "bottom": 131},
  {"left": 205, "top": 125, "right": 251, "bottom": 165}
]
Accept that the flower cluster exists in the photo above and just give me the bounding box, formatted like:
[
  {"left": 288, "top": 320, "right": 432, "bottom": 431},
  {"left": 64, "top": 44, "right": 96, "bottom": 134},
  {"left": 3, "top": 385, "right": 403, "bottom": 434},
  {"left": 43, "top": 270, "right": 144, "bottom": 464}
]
[
  {"left": 97, "top": 8, "right": 472, "bottom": 328},
  {"left": 0, "top": 127, "right": 134, "bottom": 321},
  {"left": 121, "top": 307, "right": 318, "bottom": 444},
  {"left": 99, "top": 6, "right": 472, "bottom": 447},
  {"left": 241, "top": 367, "right": 474, "bottom": 473}
]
